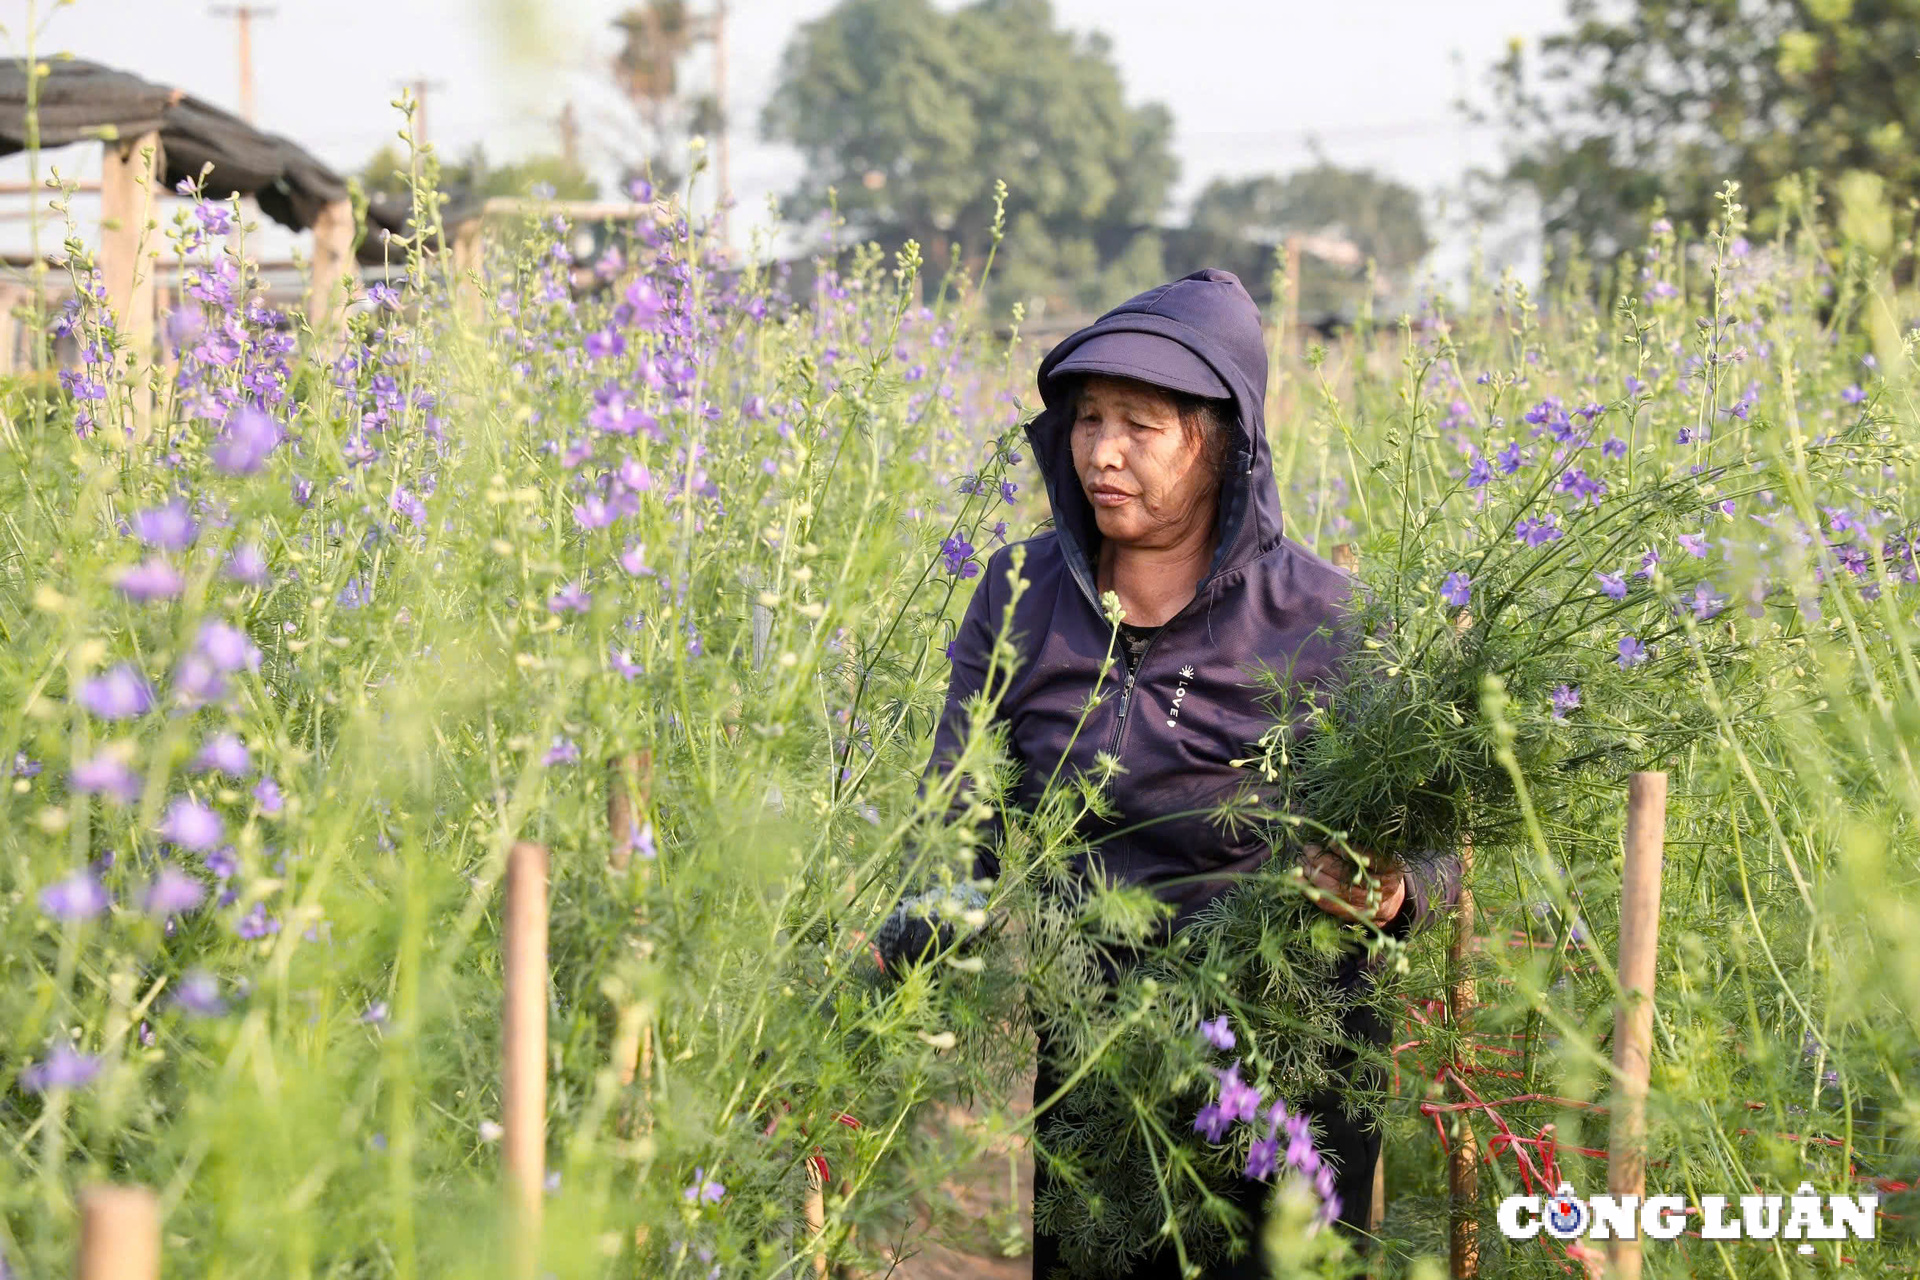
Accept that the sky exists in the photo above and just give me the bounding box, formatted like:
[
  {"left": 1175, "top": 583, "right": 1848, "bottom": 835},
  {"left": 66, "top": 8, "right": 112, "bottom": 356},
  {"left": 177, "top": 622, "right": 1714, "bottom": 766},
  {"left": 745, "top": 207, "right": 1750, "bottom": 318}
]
[{"left": 0, "top": 0, "right": 1570, "bottom": 279}]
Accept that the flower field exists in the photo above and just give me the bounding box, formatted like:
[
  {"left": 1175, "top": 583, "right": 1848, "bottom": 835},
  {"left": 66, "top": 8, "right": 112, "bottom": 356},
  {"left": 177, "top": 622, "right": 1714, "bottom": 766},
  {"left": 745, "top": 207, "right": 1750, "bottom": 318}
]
[{"left": 3, "top": 151, "right": 1919, "bottom": 1280}]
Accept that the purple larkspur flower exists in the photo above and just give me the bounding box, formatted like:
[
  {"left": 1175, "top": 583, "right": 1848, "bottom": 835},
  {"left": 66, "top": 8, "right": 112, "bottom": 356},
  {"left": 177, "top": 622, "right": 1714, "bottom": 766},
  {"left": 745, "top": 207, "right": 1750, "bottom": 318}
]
[
  {"left": 203, "top": 845, "right": 238, "bottom": 879},
  {"left": 1515, "top": 515, "right": 1563, "bottom": 547},
  {"left": 548, "top": 582, "right": 591, "bottom": 614},
  {"left": 142, "top": 865, "right": 207, "bottom": 917},
  {"left": 1193, "top": 1102, "right": 1231, "bottom": 1143},
  {"left": 191, "top": 733, "right": 251, "bottom": 777},
  {"left": 172, "top": 655, "right": 228, "bottom": 708},
  {"left": 130, "top": 500, "right": 197, "bottom": 551},
  {"left": 172, "top": 969, "right": 226, "bottom": 1016},
  {"left": 71, "top": 752, "right": 142, "bottom": 804},
  {"left": 196, "top": 621, "right": 262, "bottom": 673},
  {"left": 1215, "top": 1062, "right": 1262, "bottom": 1124},
  {"left": 619, "top": 541, "right": 652, "bottom": 576},
  {"left": 39, "top": 870, "right": 111, "bottom": 920},
  {"left": 210, "top": 405, "right": 282, "bottom": 475},
  {"left": 114, "top": 557, "right": 184, "bottom": 602},
  {"left": 79, "top": 665, "right": 155, "bottom": 719},
  {"left": 390, "top": 486, "right": 427, "bottom": 527},
  {"left": 1199, "top": 1016, "right": 1236, "bottom": 1051},
  {"left": 683, "top": 1166, "right": 724, "bottom": 1204},
  {"left": 159, "top": 797, "right": 224, "bottom": 851},
  {"left": 939, "top": 535, "right": 977, "bottom": 578},
  {"left": 610, "top": 647, "right": 643, "bottom": 680},
  {"left": 1496, "top": 441, "right": 1526, "bottom": 474},
  {"left": 1595, "top": 571, "right": 1627, "bottom": 601},
  {"left": 1441, "top": 572, "right": 1471, "bottom": 607},
  {"left": 1602, "top": 436, "right": 1627, "bottom": 460},
  {"left": 12, "top": 751, "right": 40, "bottom": 778},
  {"left": 1617, "top": 636, "right": 1649, "bottom": 669},
  {"left": 337, "top": 577, "right": 371, "bottom": 610},
  {"left": 542, "top": 736, "right": 580, "bottom": 766},
  {"left": 1245, "top": 1134, "right": 1280, "bottom": 1181},
  {"left": 1678, "top": 532, "right": 1709, "bottom": 558},
  {"left": 1637, "top": 547, "right": 1661, "bottom": 578},
  {"left": 20, "top": 1044, "right": 100, "bottom": 1093},
  {"left": 1691, "top": 582, "right": 1727, "bottom": 620},
  {"left": 253, "top": 776, "right": 284, "bottom": 814},
  {"left": 1842, "top": 384, "right": 1867, "bottom": 405},
  {"left": 626, "top": 279, "right": 666, "bottom": 326},
  {"left": 235, "top": 901, "right": 280, "bottom": 940},
  {"left": 573, "top": 493, "right": 614, "bottom": 530},
  {"left": 1550, "top": 684, "right": 1580, "bottom": 721},
  {"left": 224, "top": 543, "right": 270, "bottom": 587},
  {"left": 1465, "top": 454, "right": 1493, "bottom": 488}
]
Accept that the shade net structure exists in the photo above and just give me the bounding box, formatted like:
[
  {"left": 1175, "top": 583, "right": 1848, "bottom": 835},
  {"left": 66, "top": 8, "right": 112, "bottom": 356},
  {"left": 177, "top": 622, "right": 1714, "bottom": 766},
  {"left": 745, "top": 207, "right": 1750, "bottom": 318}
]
[{"left": 0, "top": 58, "right": 411, "bottom": 262}]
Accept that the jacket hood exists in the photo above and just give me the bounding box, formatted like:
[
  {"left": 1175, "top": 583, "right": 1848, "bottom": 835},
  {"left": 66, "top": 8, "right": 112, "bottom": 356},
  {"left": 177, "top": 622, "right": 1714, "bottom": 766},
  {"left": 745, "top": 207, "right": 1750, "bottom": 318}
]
[{"left": 1026, "top": 268, "right": 1282, "bottom": 609}]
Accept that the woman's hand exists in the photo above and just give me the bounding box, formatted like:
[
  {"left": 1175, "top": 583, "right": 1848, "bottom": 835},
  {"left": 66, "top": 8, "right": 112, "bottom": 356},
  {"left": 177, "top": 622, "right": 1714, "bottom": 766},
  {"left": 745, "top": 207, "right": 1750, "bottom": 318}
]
[{"left": 1300, "top": 843, "right": 1406, "bottom": 927}]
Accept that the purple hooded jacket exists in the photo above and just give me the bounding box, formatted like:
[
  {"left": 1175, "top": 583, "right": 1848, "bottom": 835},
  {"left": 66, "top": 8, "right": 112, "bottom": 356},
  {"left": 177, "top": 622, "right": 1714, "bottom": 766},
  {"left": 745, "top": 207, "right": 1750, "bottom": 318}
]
[{"left": 922, "top": 269, "right": 1459, "bottom": 945}]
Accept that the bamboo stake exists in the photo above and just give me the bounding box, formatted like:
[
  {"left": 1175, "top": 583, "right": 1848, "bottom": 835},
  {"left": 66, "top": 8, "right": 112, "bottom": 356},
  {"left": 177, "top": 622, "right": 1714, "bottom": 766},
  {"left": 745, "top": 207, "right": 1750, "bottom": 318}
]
[
  {"left": 803, "top": 1162, "right": 828, "bottom": 1279},
  {"left": 1448, "top": 833, "right": 1479, "bottom": 1279},
  {"left": 75, "top": 1185, "right": 159, "bottom": 1280},
  {"left": 1605, "top": 773, "right": 1667, "bottom": 1280},
  {"left": 503, "top": 840, "right": 549, "bottom": 1280}
]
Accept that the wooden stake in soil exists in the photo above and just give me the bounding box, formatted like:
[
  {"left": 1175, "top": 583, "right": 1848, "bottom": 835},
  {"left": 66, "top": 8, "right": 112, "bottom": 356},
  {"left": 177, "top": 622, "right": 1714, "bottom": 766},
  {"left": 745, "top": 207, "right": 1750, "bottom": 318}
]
[
  {"left": 1448, "top": 834, "right": 1480, "bottom": 1280},
  {"left": 503, "top": 840, "right": 549, "bottom": 1279},
  {"left": 1605, "top": 773, "right": 1667, "bottom": 1280},
  {"left": 75, "top": 1184, "right": 160, "bottom": 1280}
]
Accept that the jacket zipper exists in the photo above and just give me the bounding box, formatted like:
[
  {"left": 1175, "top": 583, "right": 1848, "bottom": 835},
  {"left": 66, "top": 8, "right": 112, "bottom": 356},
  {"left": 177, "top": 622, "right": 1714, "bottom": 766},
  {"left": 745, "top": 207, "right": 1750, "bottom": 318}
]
[{"left": 1105, "top": 626, "right": 1165, "bottom": 757}]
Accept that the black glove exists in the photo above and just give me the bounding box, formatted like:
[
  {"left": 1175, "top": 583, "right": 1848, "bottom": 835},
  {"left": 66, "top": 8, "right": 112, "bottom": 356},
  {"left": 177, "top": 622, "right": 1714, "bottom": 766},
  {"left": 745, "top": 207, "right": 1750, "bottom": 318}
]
[{"left": 872, "top": 884, "right": 988, "bottom": 977}]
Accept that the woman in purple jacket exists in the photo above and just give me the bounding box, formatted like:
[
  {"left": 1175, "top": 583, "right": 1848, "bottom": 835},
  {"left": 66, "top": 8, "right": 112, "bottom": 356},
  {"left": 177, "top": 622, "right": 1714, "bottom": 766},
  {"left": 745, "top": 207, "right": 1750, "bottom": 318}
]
[{"left": 891, "top": 269, "right": 1460, "bottom": 1278}]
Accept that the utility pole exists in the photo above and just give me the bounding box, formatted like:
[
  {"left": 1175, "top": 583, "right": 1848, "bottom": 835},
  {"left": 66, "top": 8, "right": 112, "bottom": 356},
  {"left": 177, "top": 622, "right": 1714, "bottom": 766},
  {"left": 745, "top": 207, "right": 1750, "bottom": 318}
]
[
  {"left": 209, "top": 5, "right": 276, "bottom": 124},
  {"left": 556, "top": 101, "right": 579, "bottom": 169},
  {"left": 712, "top": 0, "right": 729, "bottom": 226},
  {"left": 396, "top": 78, "right": 444, "bottom": 149}
]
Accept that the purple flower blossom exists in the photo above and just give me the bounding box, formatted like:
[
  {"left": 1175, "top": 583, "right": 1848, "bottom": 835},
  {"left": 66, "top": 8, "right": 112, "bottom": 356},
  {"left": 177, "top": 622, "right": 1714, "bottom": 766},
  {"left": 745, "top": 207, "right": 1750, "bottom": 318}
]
[
  {"left": 1515, "top": 514, "right": 1563, "bottom": 547},
  {"left": 225, "top": 543, "right": 270, "bottom": 587},
  {"left": 610, "top": 647, "right": 643, "bottom": 679},
  {"left": 1602, "top": 436, "right": 1627, "bottom": 459},
  {"left": 1595, "top": 571, "right": 1627, "bottom": 601},
  {"left": 39, "top": 870, "right": 111, "bottom": 920},
  {"left": 203, "top": 845, "right": 239, "bottom": 880},
  {"left": 1550, "top": 684, "right": 1580, "bottom": 721},
  {"left": 235, "top": 901, "right": 280, "bottom": 939},
  {"left": 1440, "top": 572, "right": 1472, "bottom": 607},
  {"left": 1192, "top": 1102, "right": 1231, "bottom": 1143},
  {"left": 1199, "top": 1016, "right": 1236, "bottom": 1050},
  {"left": 1691, "top": 582, "right": 1728, "bottom": 620},
  {"left": 172, "top": 970, "right": 226, "bottom": 1016},
  {"left": 79, "top": 665, "right": 155, "bottom": 719},
  {"left": 1637, "top": 547, "right": 1661, "bottom": 578},
  {"left": 1842, "top": 384, "right": 1867, "bottom": 405},
  {"left": 142, "top": 865, "right": 207, "bottom": 917},
  {"left": 337, "top": 577, "right": 371, "bottom": 610},
  {"left": 619, "top": 541, "right": 653, "bottom": 577},
  {"left": 548, "top": 581, "right": 591, "bottom": 614},
  {"left": 192, "top": 732, "right": 251, "bottom": 777},
  {"left": 1465, "top": 455, "right": 1493, "bottom": 488},
  {"left": 159, "top": 797, "right": 224, "bottom": 851},
  {"left": 114, "top": 557, "right": 184, "bottom": 602},
  {"left": 71, "top": 752, "right": 143, "bottom": 804},
  {"left": 1495, "top": 441, "right": 1526, "bottom": 474},
  {"left": 1245, "top": 1134, "right": 1279, "bottom": 1181},
  {"left": 197, "top": 621, "right": 262, "bottom": 673},
  {"left": 390, "top": 487, "right": 427, "bottom": 528},
  {"left": 1678, "top": 532, "right": 1709, "bottom": 558},
  {"left": 252, "top": 776, "right": 284, "bottom": 815},
  {"left": 20, "top": 1045, "right": 100, "bottom": 1093},
  {"left": 130, "top": 500, "right": 198, "bottom": 551},
  {"left": 939, "top": 535, "right": 978, "bottom": 578},
  {"left": 683, "top": 1166, "right": 725, "bottom": 1204},
  {"left": 542, "top": 736, "right": 580, "bottom": 766},
  {"left": 12, "top": 751, "right": 40, "bottom": 778},
  {"left": 1215, "top": 1062, "right": 1262, "bottom": 1124},
  {"left": 210, "top": 405, "right": 282, "bottom": 474},
  {"left": 1617, "top": 636, "right": 1649, "bottom": 669}
]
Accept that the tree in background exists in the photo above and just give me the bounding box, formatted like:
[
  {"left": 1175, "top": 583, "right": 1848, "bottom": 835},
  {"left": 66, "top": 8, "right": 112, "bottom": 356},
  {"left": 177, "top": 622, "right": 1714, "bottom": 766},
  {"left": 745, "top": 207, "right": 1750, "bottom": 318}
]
[
  {"left": 760, "top": 0, "right": 1177, "bottom": 315},
  {"left": 1487, "top": 0, "right": 1920, "bottom": 265},
  {"left": 1169, "top": 165, "right": 1433, "bottom": 320}
]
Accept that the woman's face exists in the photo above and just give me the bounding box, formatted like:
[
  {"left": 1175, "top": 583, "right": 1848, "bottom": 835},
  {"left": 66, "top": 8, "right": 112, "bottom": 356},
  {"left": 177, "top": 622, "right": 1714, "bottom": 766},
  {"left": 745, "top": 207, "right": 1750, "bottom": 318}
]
[{"left": 1070, "top": 375, "right": 1220, "bottom": 550}]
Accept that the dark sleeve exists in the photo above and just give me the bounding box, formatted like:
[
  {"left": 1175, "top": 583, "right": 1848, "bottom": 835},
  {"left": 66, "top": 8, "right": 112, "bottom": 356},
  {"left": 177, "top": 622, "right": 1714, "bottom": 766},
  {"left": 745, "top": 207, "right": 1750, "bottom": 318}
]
[
  {"left": 916, "top": 546, "right": 1016, "bottom": 884},
  {"left": 1383, "top": 849, "right": 1464, "bottom": 940}
]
